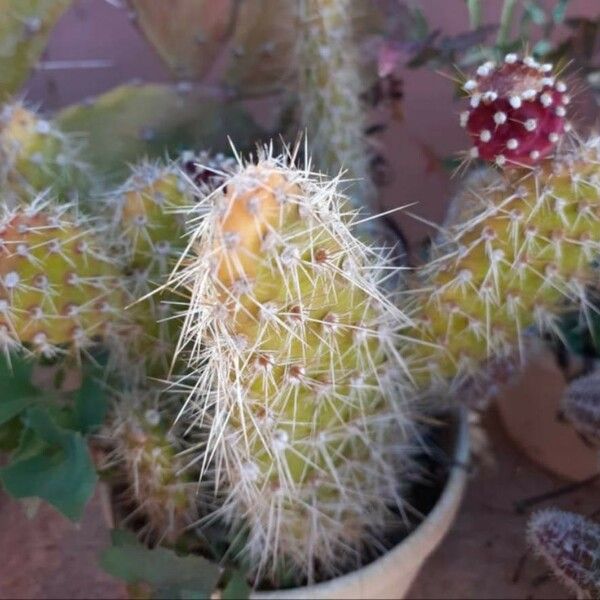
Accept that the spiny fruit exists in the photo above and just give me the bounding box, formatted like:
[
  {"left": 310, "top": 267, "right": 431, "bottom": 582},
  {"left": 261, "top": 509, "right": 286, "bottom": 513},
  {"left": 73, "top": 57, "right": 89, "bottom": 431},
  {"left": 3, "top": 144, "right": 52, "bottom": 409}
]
[
  {"left": 405, "top": 136, "right": 600, "bottom": 396},
  {"left": 169, "top": 150, "right": 416, "bottom": 585},
  {"left": 460, "top": 54, "right": 570, "bottom": 167},
  {"left": 105, "top": 387, "right": 197, "bottom": 544},
  {"left": 528, "top": 509, "right": 600, "bottom": 599},
  {"left": 0, "top": 102, "right": 90, "bottom": 204},
  {"left": 0, "top": 198, "right": 124, "bottom": 358}
]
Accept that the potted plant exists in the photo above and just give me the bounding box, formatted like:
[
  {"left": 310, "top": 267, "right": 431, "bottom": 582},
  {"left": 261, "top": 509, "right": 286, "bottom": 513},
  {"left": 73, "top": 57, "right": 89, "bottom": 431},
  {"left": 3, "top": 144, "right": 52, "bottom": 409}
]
[{"left": 1, "top": 2, "right": 600, "bottom": 598}]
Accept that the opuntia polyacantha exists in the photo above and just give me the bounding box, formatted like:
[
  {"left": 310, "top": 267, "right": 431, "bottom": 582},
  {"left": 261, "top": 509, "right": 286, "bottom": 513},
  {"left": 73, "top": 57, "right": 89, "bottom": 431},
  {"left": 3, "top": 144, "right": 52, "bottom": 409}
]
[
  {"left": 0, "top": 103, "right": 90, "bottom": 205},
  {"left": 169, "top": 150, "right": 417, "bottom": 585},
  {"left": 404, "top": 135, "right": 600, "bottom": 397},
  {"left": 0, "top": 198, "right": 125, "bottom": 358}
]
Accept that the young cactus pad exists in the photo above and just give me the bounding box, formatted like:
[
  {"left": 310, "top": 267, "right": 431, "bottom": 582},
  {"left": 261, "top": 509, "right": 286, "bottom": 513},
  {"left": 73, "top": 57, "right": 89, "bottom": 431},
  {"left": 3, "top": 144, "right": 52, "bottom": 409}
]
[
  {"left": 405, "top": 136, "right": 600, "bottom": 396},
  {"left": 105, "top": 157, "right": 230, "bottom": 381},
  {"left": 0, "top": 103, "right": 89, "bottom": 204},
  {"left": 170, "top": 151, "right": 417, "bottom": 585},
  {"left": 0, "top": 198, "right": 124, "bottom": 358},
  {"left": 105, "top": 387, "right": 197, "bottom": 544},
  {"left": 460, "top": 54, "right": 570, "bottom": 167},
  {"left": 528, "top": 509, "right": 600, "bottom": 599}
]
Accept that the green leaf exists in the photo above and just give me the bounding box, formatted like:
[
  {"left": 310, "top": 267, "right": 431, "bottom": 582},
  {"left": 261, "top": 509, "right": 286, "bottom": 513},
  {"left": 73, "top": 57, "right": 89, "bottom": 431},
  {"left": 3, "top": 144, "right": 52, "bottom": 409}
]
[
  {"left": 100, "top": 532, "right": 222, "bottom": 599},
  {"left": 0, "top": 0, "right": 73, "bottom": 97},
  {"left": 57, "top": 84, "right": 266, "bottom": 183},
  {"left": 74, "top": 375, "right": 107, "bottom": 435},
  {"left": 222, "top": 571, "right": 250, "bottom": 600},
  {"left": 0, "top": 406, "right": 97, "bottom": 520}
]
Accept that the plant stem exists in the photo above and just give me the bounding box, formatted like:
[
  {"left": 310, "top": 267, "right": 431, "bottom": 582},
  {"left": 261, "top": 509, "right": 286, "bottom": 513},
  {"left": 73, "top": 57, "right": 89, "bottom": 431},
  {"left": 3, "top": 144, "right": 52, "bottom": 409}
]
[
  {"left": 496, "top": 0, "right": 517, "bottom": 48},
  {"left": 466, "top": 0, "right": 482, "bottom": 29}
]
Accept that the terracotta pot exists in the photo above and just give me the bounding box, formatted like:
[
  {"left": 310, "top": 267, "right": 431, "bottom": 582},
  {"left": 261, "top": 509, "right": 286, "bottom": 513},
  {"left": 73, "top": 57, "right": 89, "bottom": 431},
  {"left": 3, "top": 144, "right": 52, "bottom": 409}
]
[
  {"left": 495, "top": 345, "right": 599, "bottom": 481},
  {"left": 101, "top": 409, "right": 469, "bottom": 599}
]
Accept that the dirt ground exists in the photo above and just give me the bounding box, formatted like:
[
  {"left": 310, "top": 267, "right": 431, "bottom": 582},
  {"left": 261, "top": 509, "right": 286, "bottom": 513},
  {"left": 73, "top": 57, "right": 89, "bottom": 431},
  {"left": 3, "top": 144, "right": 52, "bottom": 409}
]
[{"left": 0, "top": 409, "right": 597, "bottom": 599}]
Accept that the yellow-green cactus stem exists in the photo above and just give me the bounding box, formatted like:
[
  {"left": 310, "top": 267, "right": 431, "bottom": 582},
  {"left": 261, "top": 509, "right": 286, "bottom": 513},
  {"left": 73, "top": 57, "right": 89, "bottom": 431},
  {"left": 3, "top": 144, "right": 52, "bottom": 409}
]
[
  {"left": 295, "top": 0, "right": 374, "bottom": 208},
  {"left": 0, "top": 102, "right": 90, "bottom": 204},
  {"left": 0, "top": 198, "right": 125, "bottom": 358},
  {"left": 169, "top": 151, "right": 416, "bottom": 585},
  {"left": 105, "top": 388, "right": 197, "bottom": 544},
  {"left": 404, "top": 136, "right": 600, "bottom": 397},
  {"left": 104, "top": 160, "right": 194, "bottom": 382}
]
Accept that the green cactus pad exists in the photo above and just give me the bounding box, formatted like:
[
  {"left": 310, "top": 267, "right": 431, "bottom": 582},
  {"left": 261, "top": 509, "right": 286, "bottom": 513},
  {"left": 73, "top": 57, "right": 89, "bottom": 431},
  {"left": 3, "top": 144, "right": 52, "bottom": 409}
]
[
  {"left": 0, "top": 0, "right": 72, "bottom": 97},
  {"left": 129, "top": 0, "right": 233, "bottom": 80},
  {"left": 170, "top": 151, "right": 416, "bottom": 585},
  {"left": 56, "top": 84, "right": 265, "bottom": 183},
  {"left": 0, "top": 103, "right": 91, "bottom": 204},
  {"left": 0, "top": 198, "right": 125, "bottom": 357},
  {"left": 405, "top": 136, "right": 600, "bottom": 398}
]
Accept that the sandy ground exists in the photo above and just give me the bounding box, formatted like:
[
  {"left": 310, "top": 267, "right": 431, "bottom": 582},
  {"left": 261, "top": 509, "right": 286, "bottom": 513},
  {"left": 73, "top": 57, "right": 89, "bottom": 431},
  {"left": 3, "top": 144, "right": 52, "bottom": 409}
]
[{"left": 0, "top": 410, "right": 597, "bottom": 599}]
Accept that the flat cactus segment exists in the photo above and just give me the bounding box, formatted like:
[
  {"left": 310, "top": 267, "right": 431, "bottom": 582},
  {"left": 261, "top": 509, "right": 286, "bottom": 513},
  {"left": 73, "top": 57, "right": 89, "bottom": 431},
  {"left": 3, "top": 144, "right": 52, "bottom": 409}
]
[
  {"left": 528, "top": 509, "right": 600, "bottom": 599},
  {"left": 0, "top": 103, "right": 91, "bottom": 204},
  {"left": 104, "top": 387, "right": 198, "bottom": 544},
  {"left": 405, "top": 137, "right": 600, "bottom": 394},
  {"left": 56, "top": 84, "right": 265, "bottom": 182},
  {"left": 169, "top": 150, "right": 416, "bottom": 585},
  {"left": 223, "top": 0, "right": 296, "bottom": 93},
  {"left": 128, "top": 0, "right": 233, "bottom": 80},
  {"left": 0, "top": 199, "right": 125, "bottom": 357},
  {"left": 0, "top": 0, "right": 72, "bottom": 97}
]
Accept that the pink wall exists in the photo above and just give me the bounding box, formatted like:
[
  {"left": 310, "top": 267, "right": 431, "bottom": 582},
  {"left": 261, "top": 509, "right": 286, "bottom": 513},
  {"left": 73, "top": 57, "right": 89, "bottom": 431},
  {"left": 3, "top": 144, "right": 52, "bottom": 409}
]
[{"left": 24, "top": 0, "right": 599, "bottom": 250}]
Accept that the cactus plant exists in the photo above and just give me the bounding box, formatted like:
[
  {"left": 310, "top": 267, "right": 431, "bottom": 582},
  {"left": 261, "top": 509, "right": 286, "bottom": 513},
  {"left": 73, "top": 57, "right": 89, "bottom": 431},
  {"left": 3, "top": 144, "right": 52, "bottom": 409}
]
[
  {"left": 403, "top": 132, "right": 600, "bottom": 397},
  {"left": 295, "top": 0, "right": 375, "bottom": 208},
  {"left": 0, "top": 0, "right": 72, "bottom": 97},
  {"left": 0, "top": 102, "right": 90, "bottom": 204},
  {"left": 0, "top": 197, "right": 125, "bottom": 358},
  {"left": 562, "top": 369, "right": 600, "bottom": 445},
  {"left": 104, "top": 386, "right": 198, "bottom": 544},
  {"left": 528, "top": 509, "right": 600, "bottom": 599},
  {"left": 168, "top": 150, "right": 417, "bottom": 585},
  {"left": 460, "top": 54, "right": 570, "bottom": 167}
]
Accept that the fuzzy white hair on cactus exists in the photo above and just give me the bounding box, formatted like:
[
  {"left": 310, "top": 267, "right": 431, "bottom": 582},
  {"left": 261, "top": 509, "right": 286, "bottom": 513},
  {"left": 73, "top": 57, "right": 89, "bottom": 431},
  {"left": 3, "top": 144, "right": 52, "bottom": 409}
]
[{"left": 166, "top": 144, "right": 419, "bottom": 586}]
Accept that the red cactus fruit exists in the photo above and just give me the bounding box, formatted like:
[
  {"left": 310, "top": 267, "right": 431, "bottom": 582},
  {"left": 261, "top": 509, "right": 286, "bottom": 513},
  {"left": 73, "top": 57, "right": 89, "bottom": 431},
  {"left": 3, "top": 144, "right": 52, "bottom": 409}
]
[{"left": 460, "top": 54, "right": 570, "bottom": 167}]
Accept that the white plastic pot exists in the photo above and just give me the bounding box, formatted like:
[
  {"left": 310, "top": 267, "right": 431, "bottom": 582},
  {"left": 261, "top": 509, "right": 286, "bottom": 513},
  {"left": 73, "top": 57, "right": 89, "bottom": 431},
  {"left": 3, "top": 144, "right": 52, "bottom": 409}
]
[{"left": 253, "top": 408, "right": 470, "bottom": 600}]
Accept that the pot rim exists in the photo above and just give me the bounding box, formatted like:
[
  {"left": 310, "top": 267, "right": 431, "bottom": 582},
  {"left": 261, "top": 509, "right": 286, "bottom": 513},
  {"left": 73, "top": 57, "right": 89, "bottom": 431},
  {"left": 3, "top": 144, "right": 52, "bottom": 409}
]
[{"left": 252, "top": 407, "right": 470, "bottom": 598}]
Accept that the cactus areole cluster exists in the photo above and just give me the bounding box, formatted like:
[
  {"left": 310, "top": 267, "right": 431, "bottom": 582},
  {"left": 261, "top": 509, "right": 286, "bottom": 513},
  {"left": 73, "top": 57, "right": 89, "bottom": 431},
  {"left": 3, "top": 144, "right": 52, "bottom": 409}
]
[{"left": 460, "top": 54, "right": 570, "bottom": 167}]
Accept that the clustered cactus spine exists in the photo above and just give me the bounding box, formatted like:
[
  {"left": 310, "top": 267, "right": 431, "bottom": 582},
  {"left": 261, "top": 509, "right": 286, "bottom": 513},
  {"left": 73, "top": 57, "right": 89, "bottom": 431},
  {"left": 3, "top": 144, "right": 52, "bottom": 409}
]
[
  {"left": 0, "top": 103, "right": 91, "bottom": 205},
  {"left": 0, "top": 197, "right": 125, "bottom": 359},
  {"left": 169, "top": 150, "right": 416, "bottom": 584}
]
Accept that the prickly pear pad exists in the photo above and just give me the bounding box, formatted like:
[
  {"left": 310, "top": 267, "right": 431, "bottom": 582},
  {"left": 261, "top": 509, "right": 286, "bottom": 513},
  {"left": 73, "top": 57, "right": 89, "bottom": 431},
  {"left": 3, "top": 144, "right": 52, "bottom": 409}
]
[
  {"left": 0, "top": 199, "right": 124, "bottom": 357},
  {"left": 169, "top": 151, "right": 418, "bottom": 585}
]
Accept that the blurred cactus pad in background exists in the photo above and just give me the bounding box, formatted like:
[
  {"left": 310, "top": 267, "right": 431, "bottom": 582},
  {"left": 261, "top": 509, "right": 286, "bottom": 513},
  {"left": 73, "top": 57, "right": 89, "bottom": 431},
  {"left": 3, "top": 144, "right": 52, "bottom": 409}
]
[{"left": 0, "top": 1, "right": 599, "bottom": 599}]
